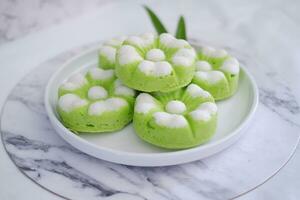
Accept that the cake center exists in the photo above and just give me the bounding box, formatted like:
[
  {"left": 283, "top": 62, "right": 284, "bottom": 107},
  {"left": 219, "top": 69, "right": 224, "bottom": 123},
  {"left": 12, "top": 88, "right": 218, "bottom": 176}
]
[
  {"left": 165, "top": 100, "right": 186, "bottom": 114},
  {"left": 146, "top": 48, "right": 165, "bottom": 62}
]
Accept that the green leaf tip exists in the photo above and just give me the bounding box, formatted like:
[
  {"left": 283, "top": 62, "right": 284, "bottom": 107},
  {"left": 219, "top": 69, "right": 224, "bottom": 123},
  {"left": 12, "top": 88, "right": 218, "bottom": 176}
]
[
  {"left": 175, "top": 15, "right": 186, "bottom": 40},
  {"left": 143, "top": 5, "right": 168, "bottom": 34}
]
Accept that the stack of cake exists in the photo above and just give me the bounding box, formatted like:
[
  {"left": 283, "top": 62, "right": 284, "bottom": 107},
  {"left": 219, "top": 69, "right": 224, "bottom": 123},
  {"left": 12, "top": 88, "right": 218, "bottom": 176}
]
[{"left": 57, "top": 33, "right": 240, "bottom": 149}]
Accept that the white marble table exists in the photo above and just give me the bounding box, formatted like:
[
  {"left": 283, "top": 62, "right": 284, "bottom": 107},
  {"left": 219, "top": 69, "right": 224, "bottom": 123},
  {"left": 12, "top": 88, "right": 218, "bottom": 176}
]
[{"left": 0, "top": 0, "right": 299, "bottom": 199}]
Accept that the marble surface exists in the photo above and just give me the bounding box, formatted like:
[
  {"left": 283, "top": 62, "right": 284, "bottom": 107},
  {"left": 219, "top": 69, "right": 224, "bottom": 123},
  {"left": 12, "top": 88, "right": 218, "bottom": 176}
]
[
  {"left": 0, "top": 0, "right": 300, "bottom": 199},
  {"left": 0, "top": 43, "right": 299, "bottom": 200},
  {"left": 0, "top": 0, "right": 112, "bottom": 44}
]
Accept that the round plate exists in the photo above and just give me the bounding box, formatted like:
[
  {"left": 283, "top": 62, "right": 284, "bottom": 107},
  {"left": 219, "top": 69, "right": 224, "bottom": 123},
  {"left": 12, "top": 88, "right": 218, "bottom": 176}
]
[{"left": 45, "top": 45, "right": 259, "bottom": 167}]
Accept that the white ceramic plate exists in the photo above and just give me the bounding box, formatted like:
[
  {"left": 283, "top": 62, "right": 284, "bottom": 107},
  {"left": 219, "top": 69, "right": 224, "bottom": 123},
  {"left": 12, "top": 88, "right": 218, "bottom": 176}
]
[{"left": 45, "top": 45, "right": 259, "bottom": 167}]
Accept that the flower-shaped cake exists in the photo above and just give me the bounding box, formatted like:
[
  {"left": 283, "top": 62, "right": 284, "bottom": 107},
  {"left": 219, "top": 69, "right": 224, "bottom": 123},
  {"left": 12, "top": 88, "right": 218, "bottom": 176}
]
[
  {"left": 57, "top": 67, "right": 136, "bottom": 133},
  {"left": 133, "top": 83, "right": 217, "bottom": 149},
  {"left": 192, "top": 46, "right": 240, "bottom": 100},
  {"left": 98, "top": 36, "right": 127, "bottom": 69},
  {"left": 115, "top": 33, "right": 197, "bottom": 92}
]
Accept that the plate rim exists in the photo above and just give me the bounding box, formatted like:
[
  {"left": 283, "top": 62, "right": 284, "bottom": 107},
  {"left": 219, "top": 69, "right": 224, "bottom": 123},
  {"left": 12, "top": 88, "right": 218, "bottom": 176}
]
[{"left": 44, "top": 45, "right": 259, "bottom": 166}]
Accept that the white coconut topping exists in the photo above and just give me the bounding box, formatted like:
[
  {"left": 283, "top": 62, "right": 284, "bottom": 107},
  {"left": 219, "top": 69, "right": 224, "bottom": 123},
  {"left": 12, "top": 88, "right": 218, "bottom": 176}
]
[
  {"left": 172, "top": 56, "right": 194, "bottom": 67},
  {"left": 174, "top": 48, "right": 196, "bottom": 58},
  {"left": 140, "top": 32, "right": 155, "bottom": 41},
  {"left": 61, "top": 73, "right": 87, "bottom": 91},
  {"left": 201, "top": 46, "right": 228, "bottom": 58},
  {"left": 88, "top": 68, "right": 114, "bottom": 80},
  {"left": 60, "top": 82, "right": 79, "bottom": 91},
  {"left": 198, "top": 102, "right": 218, "bottom": 114},
  {"left": 195, "top": 71, "right": 226, "bottom": 84},
  {"left": 104, "top": 36, "right": 127, "bottom": 47},
  {"left": 114, "top": 80, "right": 135, "bottom": 96},
  {"left": 135, "top": 93, "right": 158, "bottom": 114},
  {"left": 159, "top": 33, "right": 173, "bottom": 46},
  {"left": 126, "top": 36, "right": 144, "bottom": 47},
  {"left": 195, "top": 61, "right": 212, "bottom": 71},
  {"left": 68, "top": 73, "right": 87, "bottom": 84},
  {"left": 138, "top": 60, "right": 154, "bottom": 75},
  {"left": 201, "top": 46, "right": 214, "bottom": 57},
  {"left": 154, "top": 61, "right": 173, "bottom": 76},
  {"left": 153, "top": 112, "right": 187, "bottom": 128},
  {"left": 220, "top": 57, "right": 240, "bottom": 75},
  {"left": 146, "top": 49, "right": 165, "bottom": 61},
  {"left": 58, "top": 94, "right": 87, "bottom": 112},
  {"left": 140, "top": 32, "right": 155, "bottom": 45},
  {"left": 212, "top": 49, "right": 228, "bottom": 58},
  {"left": 165, "top": 100, "right": 186, "bottom": 114},
  {"left": 126, "top": 33, "right": 155, "bottom": 47},
  {"left": 189, "top": 110, "right": 211, "bottom": 121},
  {"left": 138, "top": 60, "right": 172, "bottom": 77},
  {"left": 88, "top": 86, "right": 108, "bottom": 100},
  {"left": 118, "top": 45, "right": 143, "bottom": 65},
  {"left": 189, "top": 102, "right": 217, "bottom": 121},
  {"left": 159, "top": 33, "right": 189, "bottom": 48},
  {"left": 88, "top": 97, "right": 127, "bottom": 116},
  {"left": 186, "top": 84, "right": 211, "bottom": 98},
  {"left": 99, "top": 46, "right": 116, "bottom": 62},
  {"left": 172, "top": 48, "right": 196, "bottom": 67}
]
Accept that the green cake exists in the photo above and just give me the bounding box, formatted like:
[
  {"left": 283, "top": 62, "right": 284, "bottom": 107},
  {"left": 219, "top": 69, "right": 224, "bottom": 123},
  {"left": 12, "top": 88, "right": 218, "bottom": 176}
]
[
  {"left": 133, "top": 83, "right": 217, "bottom": 149},
  {"left": 192, "top": 46, "right": 240, "bottom": 100},
  {"left": 115, "top": 33, "right": 197, "bottom": 92},
  {"left": 57, "top": 67, "right": 136, "bottom": 133},
  {"left": 98, "top": 36, "right": 127, "bottom": 69}
]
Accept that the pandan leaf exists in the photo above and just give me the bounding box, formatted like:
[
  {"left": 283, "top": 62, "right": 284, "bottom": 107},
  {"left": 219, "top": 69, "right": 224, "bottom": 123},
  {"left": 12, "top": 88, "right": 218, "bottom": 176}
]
[
  {"left": 144, "top": 6, "right": 168, "bottom": 34},
  {"left": 175, "top": 16, "right": 186, "bottom": 40}
]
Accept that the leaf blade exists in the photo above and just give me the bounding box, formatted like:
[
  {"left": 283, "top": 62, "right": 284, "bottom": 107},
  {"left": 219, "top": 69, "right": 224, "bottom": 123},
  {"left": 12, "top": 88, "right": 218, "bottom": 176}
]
[
  {"left": 144, "top": 6, "right": 168, "bottom": 34},
  {"left": 175, "top": 16, "right": 186, "bottom": 40}
]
